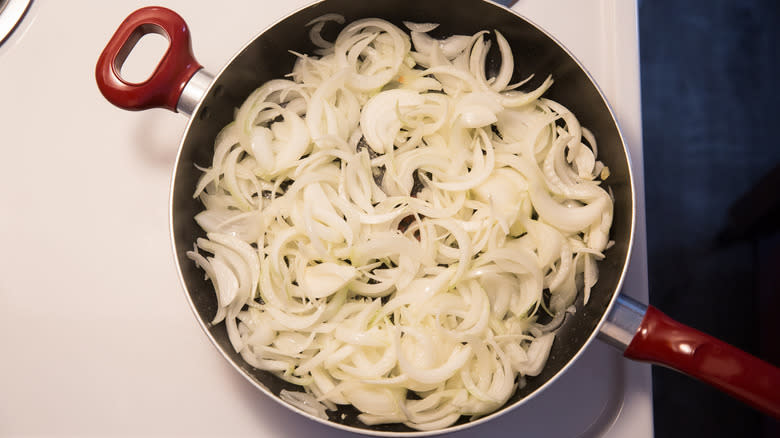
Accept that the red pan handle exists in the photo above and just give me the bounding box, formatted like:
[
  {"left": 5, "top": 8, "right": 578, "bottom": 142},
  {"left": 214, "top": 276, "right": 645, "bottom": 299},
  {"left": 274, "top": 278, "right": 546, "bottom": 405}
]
[
  {"left": 95, "top": 6, "right": 202, "bottom": 112},
  {"left": 624, "top": 305, "right": 780, "bottom": 418}
]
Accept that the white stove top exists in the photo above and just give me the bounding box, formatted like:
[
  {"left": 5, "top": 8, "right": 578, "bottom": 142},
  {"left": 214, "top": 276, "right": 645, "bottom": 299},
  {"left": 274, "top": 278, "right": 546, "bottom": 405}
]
[{"left": 0, "top": 1, "right": 652, "bottom": 436}]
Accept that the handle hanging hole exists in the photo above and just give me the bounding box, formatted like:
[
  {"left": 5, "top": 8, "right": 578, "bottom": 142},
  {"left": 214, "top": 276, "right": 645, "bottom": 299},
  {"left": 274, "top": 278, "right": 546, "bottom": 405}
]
[{"left": 117, "top": 29, "right": 170, "bottom": 84}]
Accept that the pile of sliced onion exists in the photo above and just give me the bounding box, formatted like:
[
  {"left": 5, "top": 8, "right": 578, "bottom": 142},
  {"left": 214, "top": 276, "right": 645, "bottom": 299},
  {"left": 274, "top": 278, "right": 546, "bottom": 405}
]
[{"left": 188, "top": 16, "right": 613, "bottom": 431}]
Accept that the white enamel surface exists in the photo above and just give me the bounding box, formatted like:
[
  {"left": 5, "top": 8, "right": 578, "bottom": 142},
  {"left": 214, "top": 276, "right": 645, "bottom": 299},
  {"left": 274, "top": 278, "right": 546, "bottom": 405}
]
[
  {"left": 0, "top": 0, "right": 652, "bottom": 436},
  {"left": 0, "top": 0, "right": 31, "bottom": 44}
]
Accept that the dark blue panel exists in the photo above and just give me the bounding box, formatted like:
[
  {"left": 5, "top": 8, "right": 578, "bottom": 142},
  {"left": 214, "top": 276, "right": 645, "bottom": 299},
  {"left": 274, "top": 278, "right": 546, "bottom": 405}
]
[{"left": 640, "top": 0, "right": 780, "bottom": 436}]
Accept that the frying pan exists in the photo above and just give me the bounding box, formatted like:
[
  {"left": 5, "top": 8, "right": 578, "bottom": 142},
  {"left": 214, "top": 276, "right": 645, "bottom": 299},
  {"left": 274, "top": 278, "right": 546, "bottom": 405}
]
[{"left": 95, "top": 0, "right": 780, "bottom": 434}]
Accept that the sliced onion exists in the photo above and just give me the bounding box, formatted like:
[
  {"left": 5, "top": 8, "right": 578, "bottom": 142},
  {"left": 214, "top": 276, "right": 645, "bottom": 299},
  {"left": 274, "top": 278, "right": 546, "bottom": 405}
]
[
  {"left": 188, "top": 17, "right": 614, "bottom": 432},
  {"left": 403, "top": 21, "right": 439, "bottom": 33}
]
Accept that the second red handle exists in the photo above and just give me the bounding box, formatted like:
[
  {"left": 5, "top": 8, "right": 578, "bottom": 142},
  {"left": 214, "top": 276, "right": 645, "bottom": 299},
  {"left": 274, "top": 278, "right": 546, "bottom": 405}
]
[{"left": 624, "top": 305, "right": 780, "bottom": 418}]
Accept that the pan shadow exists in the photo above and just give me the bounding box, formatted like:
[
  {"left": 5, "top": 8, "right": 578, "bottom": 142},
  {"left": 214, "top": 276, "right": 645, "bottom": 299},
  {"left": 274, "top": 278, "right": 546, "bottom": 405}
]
[{"left": 131, "top": 109, "right": 187, "bottom": 171}]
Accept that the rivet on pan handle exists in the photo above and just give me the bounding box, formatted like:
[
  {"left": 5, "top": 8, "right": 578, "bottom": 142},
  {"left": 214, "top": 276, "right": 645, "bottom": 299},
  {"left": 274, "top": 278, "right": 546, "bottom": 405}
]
[{"left": 95, "top": 6, "right": 205, "bottom": 113}]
